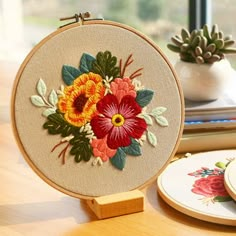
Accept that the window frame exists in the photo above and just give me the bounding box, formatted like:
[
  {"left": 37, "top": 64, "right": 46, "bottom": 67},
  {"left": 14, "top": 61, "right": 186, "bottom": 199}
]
[{"left": 188, "top": 0, "right": 212, "bottom": 31}]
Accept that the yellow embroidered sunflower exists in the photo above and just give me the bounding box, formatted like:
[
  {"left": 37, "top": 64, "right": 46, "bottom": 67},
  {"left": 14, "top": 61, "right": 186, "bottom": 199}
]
[{"left": 58, "top": 72, "right": 105, "bottom": 127}]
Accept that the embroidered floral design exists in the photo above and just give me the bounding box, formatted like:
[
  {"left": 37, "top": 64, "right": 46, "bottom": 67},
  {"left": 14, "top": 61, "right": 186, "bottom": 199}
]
[
  {"left": 192, "top": 175, "right": 228, "bottom": 198},
  {"left": 188, "top": 159, "right": 234, "bottom": 205},
  {"left": 30, "top": 51, "right": 169, "bottom": 170},
  {"left": 90, "top": 94, "right": 147, "bottom": 149},
  {"left": 58, "top": 72, "right": 105, "bottom": 127}
]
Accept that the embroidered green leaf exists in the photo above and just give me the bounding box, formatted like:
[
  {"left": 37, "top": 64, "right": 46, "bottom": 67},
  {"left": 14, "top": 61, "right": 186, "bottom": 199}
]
[
  {"left": 91, "top": 51, "right": 120, "bottom": 79},
  {"left": 214, "top": 196, "right": 232, "bottom": 202},
  {"left": 155, "top": 116, "right": 169, "bottom": 127},
  {"left": 135, "top": 89, "right": 154, "bottom": 107},
  {"left": 49, "top": 89, "right": 58, "bottom": 106},
  {"left": 147, "top": 130, "right": 157, "bottom": 147},
  {"left": 37, "top": 78, "right": 47, "bottom": 96},
  {"left": 62, "top": 65, "right": 82, "bottom": 85},
  {"left": 79, "top": 53, "right": 96, "bottom": 73},
  {"left": 140, "top": 113, "right": 153, "bottom": 125},
  {"left": 122, "top": 138, "right": 141, "bottom": 156},
  {"left": 151, "top": 107, "right": 167, "bottom": 116},
  {"left": 31, "top": 95, "right": 45, "bottom": 107},
  {"left": 69, "top": 134, "right": 92, "bottom": 162},
  {"left": 43, "top": 112, "right": 78, "bottom": 137},
  {"left": 215, "top": 161, "right": 227, "bottom": 169},
  {"left": 42, "top": 108, "right": 56, "bottom": 117},
  {"left": 110, "top": 148, "right": 126, "bottom": 170}
]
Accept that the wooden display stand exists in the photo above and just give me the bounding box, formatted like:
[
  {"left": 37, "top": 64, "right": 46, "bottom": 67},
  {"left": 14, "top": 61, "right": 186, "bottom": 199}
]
[{"left": 86, "top": 190, "right": 144, "bottom": 219}]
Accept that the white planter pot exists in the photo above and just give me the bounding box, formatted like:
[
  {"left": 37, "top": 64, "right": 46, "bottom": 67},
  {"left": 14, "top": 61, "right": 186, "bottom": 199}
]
[{"left": 174, "top": 59, "right": 233, "bottom": 101}]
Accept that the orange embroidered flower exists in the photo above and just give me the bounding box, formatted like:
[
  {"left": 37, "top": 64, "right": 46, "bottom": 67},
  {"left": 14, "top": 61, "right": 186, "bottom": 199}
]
[{"left": 58, "top": 72, "right": 105, "bottom": 127}]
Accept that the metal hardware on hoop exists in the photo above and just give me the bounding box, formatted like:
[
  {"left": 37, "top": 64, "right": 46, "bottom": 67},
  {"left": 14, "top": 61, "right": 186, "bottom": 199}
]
[{"left": 59, "top": 12, "right": 104, "bottom": 28}]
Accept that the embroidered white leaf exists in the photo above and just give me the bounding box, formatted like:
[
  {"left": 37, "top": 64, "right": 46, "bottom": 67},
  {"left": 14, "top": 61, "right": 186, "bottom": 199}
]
[
  {"left": 42, "top": 108, "right": 56, "bottom": 117},
  {"left": 49, "top": 89, "right": 58, "bottom": 106},
  {"left": 37, "top": 78, "right": 47, "bottom": 96},
  {"left": 31, "top": 95, "right": 45, "bottom": 107},
  {"left": 56, "top": 90, "right": 64, "bottom": 96},
  {"left": 92, "top": 157, "right": 103, "bottom": 166},
  {"left": 155, "top": 116, "right": 169, "bottom": 127},
  {"left": 151, "top": 107, "right": 167, "bottom": 117},
  {"left": 147, "top": 131, "right": 157, "bottom": 147},
  {"left": 140, "top": 113, "right": 153, "bottom": 125},
  {"left": 97, "top": 157, "right": 103, "bottom": 166}
]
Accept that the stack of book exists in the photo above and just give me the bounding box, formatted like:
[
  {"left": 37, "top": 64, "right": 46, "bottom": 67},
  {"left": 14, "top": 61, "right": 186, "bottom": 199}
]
[{"left": 178, "top": 83, "right": 236, "bottom": 153}]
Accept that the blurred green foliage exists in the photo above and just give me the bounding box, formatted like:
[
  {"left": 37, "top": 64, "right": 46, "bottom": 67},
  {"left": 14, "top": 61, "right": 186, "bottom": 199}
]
[{"left": 137, "top": 0, "right": 164, "bottom": 22}]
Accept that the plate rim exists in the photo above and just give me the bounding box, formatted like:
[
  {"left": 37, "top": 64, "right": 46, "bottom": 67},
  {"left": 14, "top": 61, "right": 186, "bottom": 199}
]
[{"left": 224, "top": 160, "right": 236, "bottom": 201}]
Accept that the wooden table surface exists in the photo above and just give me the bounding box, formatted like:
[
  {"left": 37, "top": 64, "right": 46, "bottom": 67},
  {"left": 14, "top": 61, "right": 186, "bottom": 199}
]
[{"left": 0, "top": 60, "right": 235, "bottom": 236}]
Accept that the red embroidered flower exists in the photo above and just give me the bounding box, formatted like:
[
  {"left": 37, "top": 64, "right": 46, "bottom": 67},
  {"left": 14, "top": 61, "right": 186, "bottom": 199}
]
[
  {"left": 90, "top": 94, "right": 147, "bottom": 149},
  {"left": 191, "top": 175, "right": 229, "bottom": 198}
]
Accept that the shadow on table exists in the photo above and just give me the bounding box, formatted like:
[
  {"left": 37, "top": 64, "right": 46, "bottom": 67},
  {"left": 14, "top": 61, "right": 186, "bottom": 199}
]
[
  {"left": 145, "top": 181, "right": 236, "bottom": 233},
  {"left": 0, "top": 196, "right": 97, "bottom": 226}
]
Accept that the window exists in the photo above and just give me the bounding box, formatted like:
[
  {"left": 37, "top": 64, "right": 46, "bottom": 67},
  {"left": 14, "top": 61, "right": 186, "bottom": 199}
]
[
  {"left": 188, "top": 0, "right": 236, "bottom": 68},
  {"left": 2, "top": 0, "right": 235, "bottom": 67},
  {"left": 212, "top": 0, "right": 236, "bottom": 68},
  {"left": 0, "top": 0, "right": 25, "bottom": 61},
  {"left": 0, "top": 0, "right": 188, "bottom": 62},
  {"left": 188, "top": 0, "right": 211, "bottom": 31}
]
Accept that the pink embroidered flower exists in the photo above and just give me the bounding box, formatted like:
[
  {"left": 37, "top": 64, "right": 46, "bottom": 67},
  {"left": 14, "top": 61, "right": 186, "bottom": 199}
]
[
  {"left": 191, "top": 175, "right": 229, "bottom": 198},
  {"left": 110, "top": 78, "right": 136, "bottom": 102},
  {"left": 91, "top": 136, "right": 117, "bottom": 161},
  {"left": 90, "top": 94, "right": 147, "bottom": 149}
]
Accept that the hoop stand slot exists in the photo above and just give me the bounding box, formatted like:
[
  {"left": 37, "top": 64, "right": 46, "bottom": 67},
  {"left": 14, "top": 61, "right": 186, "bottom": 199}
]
[{"left": 86, "top": 190, "right": 144, "bottom": 219}]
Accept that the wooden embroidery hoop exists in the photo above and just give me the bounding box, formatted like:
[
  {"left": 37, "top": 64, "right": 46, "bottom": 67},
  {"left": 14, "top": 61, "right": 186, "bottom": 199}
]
[
  {"left": 224, "top": 160, "right": 236, "bottom": 201},
  {"left": 11, "top": 13, "right": 184, "bottom": 219},
  {"left": 158, "top": 150, "right": 236, "bottom": 226}
]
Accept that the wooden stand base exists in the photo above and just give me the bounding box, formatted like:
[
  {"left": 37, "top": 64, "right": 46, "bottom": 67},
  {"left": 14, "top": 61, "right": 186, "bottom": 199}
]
[{"left": 86, "top": 190, "right": 144, "bottom": 219}]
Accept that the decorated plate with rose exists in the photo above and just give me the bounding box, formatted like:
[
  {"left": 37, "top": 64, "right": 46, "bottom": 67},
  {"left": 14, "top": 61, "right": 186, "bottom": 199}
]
[
  {"left": 158, "top": 150, "right": 236, "bottom": 225},
  {"left": 12, "top": 19, "right": 183, "bottom": 199}
]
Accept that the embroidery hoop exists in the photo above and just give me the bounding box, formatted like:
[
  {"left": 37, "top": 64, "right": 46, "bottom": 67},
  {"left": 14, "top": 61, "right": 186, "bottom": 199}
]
[
  {"left": 158, "top": 150, "right": 236, "bottom": 226},
  {"left": 11, "top": 17, "right": 184, "bottom": 200},
  {"left": 224, "top": 160, "right": 236, "bottom": 201}
]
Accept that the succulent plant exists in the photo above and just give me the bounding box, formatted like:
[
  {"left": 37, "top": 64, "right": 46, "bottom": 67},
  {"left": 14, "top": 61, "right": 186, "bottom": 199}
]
[{"left": 167, "top": 24, "right": 236, "bottom": 64}]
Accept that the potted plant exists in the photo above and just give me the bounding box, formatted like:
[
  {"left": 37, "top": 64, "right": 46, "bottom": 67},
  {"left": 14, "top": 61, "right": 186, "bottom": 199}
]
[{"left": 168, "top": 24, "right": 236, "bottom": 101}]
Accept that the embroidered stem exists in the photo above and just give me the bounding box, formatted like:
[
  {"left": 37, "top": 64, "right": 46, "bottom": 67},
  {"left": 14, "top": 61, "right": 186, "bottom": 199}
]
[
  {"left": 41, "top": 95, "right": 54, "bottom": 108},
  {"left": 51, "top": 140, "right": 70, "bottom": 164},
  {"left": 58, "top": 143, "right": 70, "bottom": 164},
  {"left": 51, "top": 140, "right": 67, "bottom": 152},
  {"left": 120, "top": 54, "right": 143, "bottom": 79},
  {"left": 201, "top": 197, "right": 215, "bottom": 205},
  {"left": 129, "top": 68, "right": 143, "bottom": 79},
  {"left": 120, "top": 54, "right": 134, "bottom": 78}
]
